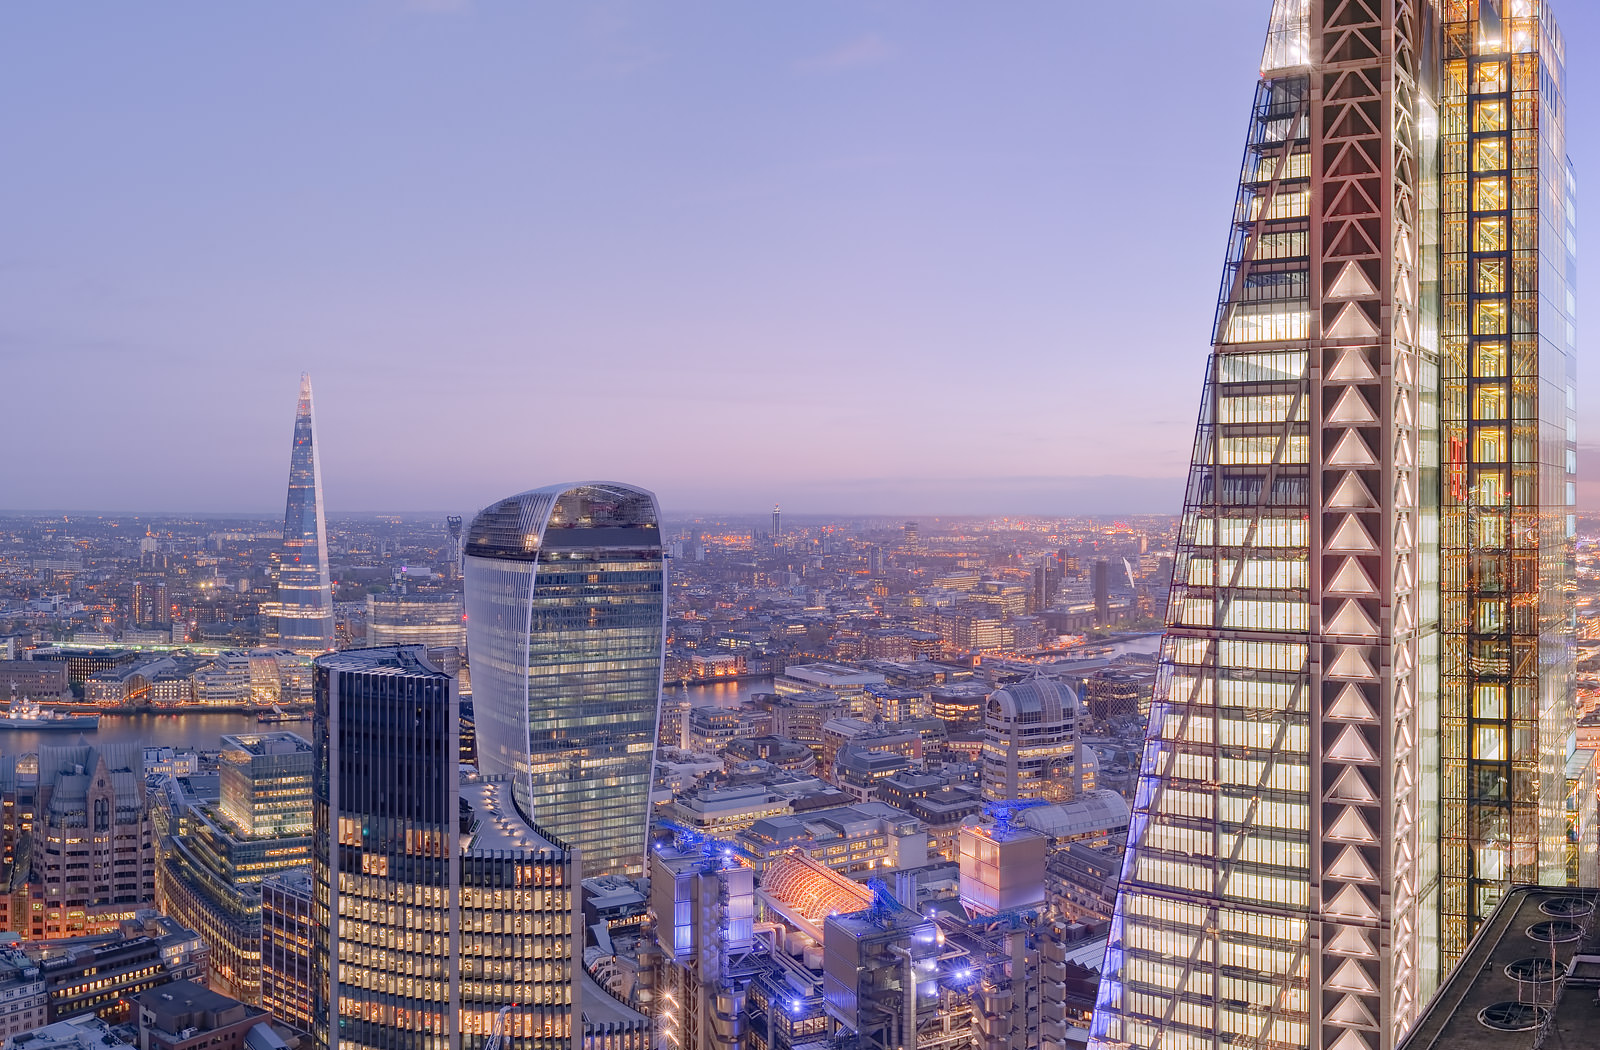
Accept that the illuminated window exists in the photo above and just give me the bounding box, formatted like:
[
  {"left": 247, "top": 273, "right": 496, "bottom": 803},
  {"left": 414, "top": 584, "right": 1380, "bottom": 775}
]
[
  {"left": 1473, "top": 137, "right": 1507, "bottom": 172},
  {"left": 1474, "top": 218, "right": 1506, "bottom": 251},
  {"left": 1474, "top": 99, "right": 1507, "bottom": 132},
  {"left": 1475, "top": 259, "right": 1506, "bottom": 294},
  {"left": 1473, "top": 385, "right": 1507, "bottom": 419},
  {"left": 1474, "top": 61, "right": 1506, "bottom": 91},
  {"left": 1473, "top": 177, "right": 1507, "bottom": 210},
  {"left": 1473, "top": 685, "right": 1506, "bottom": 719},
  {"left": 1472, "top": 427, "right": 1506, "bottom": 462},
  {"left": 1473, "top": 300, "right": 1506, "bottom": 334},
  {"left": 1475, "top": 341, "right": 1507, "bottom": 376}
]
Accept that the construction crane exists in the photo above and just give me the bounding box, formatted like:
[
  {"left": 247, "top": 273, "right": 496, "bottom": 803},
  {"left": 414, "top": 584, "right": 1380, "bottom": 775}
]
[{"left": 484, "top": 1003, "right": 520, "bottom": 1050}]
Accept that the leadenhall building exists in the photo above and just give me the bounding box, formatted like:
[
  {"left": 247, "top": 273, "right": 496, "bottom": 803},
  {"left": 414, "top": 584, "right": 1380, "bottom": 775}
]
[{"left": 1090, "top": 2, "right": 1589, "bottom": 1049}]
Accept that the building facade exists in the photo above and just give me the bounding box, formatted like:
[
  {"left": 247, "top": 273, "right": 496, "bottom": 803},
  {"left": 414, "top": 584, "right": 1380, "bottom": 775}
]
[
  {"left": 364, "top": 593, "right": 466, "bottom": 652},
  {"left": 979, "top": 678, "right": 1089, "bottom": 804},
  {"left": 312, "top": 647, "right": 580, "bottom": 1050},
  {"left": 1091, "top": 3, "right": 1588, "bottom": 1050},
  {"left": 156, "top": 733, "right": 313, "bottom": 1002},
  {"left": 260, "top": 868, "right": 314, "bottom": 1034},
  {"left": 33, "top": 744, "right": 156, "bottom": 938},
  {"left": 274, "top": 373, "right": 334, "bottom": 655},
  {"left": 463, "top": 483, "right": 667, "bottom": 878}
]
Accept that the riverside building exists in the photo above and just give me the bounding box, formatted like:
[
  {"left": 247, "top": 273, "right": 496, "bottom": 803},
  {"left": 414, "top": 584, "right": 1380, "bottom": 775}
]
[
  {"left": 155, "top": 733, "right": 313, "bottom": 1002},
  {"left": 1091, "top": 3, "right": 1590, "bottom": 1050},
  {"left": 272, "top": 374, "right": 334, "bottom": 655}
]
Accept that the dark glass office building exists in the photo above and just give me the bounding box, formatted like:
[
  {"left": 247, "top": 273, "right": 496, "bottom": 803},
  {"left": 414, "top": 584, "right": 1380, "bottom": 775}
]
[
  {"left": 313, "top": 647, "right": 579, "bottom": 1050},
  {"left": 464, "top": 483, "right": 666, "bottom": 879}
]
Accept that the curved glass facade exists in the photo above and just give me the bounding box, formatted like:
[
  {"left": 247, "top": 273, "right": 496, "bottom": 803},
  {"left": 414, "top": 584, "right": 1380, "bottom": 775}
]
[
  {"left": 278, "top": 373, "right": 335, "bottom": 655},
  {"left": 464, "top": 483, "right": 666, "bottom": 879}
]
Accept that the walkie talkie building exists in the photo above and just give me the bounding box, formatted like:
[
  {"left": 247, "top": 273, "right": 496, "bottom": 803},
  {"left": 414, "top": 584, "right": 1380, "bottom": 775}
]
[
  {"left": 1090, "top": 3, "right": 1589, "bottom": 1050},
  {"left": 463, "top": 482, "right": 666, "bottom": 879}
]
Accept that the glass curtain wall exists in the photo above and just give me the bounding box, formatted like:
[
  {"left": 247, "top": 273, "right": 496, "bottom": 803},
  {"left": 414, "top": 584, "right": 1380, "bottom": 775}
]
[
  {"left": 1435, "top": 0, "right": 1586, "bottom": 961},
  {"left": 464, "top": 483, "right": 666, "bottom": 878}
]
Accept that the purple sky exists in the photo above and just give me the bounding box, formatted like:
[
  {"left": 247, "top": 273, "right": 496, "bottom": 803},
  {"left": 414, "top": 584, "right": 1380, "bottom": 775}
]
[{"left": 3, "top": 2, "right": 1598, "bottom": 516}]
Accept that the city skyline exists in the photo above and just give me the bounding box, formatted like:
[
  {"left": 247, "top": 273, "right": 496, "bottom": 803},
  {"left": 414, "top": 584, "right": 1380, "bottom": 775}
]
[{"left": 4, "top": 3, "right": 1599, "bottom": 517}]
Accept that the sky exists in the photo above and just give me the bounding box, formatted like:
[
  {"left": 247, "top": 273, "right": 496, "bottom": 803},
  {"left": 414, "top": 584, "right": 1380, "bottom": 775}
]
[{"left": 3, "top": 1, "right": 1599, "bottom": 517}]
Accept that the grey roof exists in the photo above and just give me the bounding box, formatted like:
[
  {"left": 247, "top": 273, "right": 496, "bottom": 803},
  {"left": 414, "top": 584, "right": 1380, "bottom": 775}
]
[
  {"left": 39, "top": 741, "right": 144, "bottom": 815},
  {"left": 1016, "top": 790, "right": 1130, "bottom": 839}
]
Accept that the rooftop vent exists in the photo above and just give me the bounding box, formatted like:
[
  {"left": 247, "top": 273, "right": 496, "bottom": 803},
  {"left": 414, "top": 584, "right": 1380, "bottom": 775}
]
[
  {"left": 1539, "top": 896, "right": 1595, "bottom": 919},
  {"left": 1478, "top": 1002, "right": 1548, "bottom": 1032},
  {"left": 1504, "top": 958, "right": 1566, "bottom": 984},
  {"left": 1527, "top": 921, "right": 1583, "bottom": 944}
]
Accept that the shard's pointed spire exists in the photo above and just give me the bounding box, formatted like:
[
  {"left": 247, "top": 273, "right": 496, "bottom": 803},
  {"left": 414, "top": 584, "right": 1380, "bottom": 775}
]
[{"left": 276, "top": 372, "right": 334, "bottom": 654}]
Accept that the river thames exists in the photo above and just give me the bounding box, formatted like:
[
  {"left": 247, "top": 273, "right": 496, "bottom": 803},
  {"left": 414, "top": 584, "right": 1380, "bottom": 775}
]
[{"left": 2, "top": 634, "right": 1162, "bottom": 754}]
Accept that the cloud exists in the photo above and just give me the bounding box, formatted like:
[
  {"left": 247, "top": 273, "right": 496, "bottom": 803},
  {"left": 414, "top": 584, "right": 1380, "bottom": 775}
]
[{"left": 797, "top": 33, "right": 895, "bottom": 73}]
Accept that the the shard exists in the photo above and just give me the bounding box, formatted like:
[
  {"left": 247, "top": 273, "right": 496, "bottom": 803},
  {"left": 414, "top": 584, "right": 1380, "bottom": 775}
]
[
  {"left": 276, "top": 373, "right": 335, "bottom": 655},
  {"left": 1090, "top": 3, "right": 1589, "bottom": 1049}
]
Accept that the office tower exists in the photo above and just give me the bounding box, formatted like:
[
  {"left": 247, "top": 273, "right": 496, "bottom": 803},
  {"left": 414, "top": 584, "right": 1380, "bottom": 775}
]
[
  {"left": 446, "top": 516, "right": 464, "bottom": 581},
  {"left": 463, "top": 483, "right": 666, "bottom": 878},
  {"left": 649, "top": 842, "right": 756, "bottom": 1050},
  {"left": 1091, "top": 4, "right": 1585, "bottom": 1050},
  {"left": 156, "top": 733, "right": 313, "bottom": 1002},
  {"left": 33, "top": 744, "right": 156, "bottom": 938},
  {"left": 312, "top": 647, "right": 579, "bottom": 1050},
  {"left": 276, "top": 374, "right": 334, "bottom": 656},
  {"left": 364, "top": 592, "right": 466, "bottom": 651},
  {"left": 901, "top": 521, "right": 919, "bottom": 551},
  {"left": 1090, "top": 560, "right": 1109, "bottom": 626},
  {"left": 260, "top": 868, "right": 314, "bottom": 1034},
  {"left": 979, "top": 678, "right": 1089, "bottom": 803}
]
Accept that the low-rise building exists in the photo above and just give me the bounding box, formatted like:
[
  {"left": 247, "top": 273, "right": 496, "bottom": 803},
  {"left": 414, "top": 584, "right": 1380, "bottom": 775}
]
[
  {"left": 34, "top": 914, "right": 208, "bottom": 1024},
  {"left": 667, "top": 787, "right": 791, "bottom": 836},
  {"left": 0, "top": 1015, "right": 133, "bottom": 1050},
  {"left": 738, "top": 802, "right": 928, "bottom": 876},
  {"left": 132, "top": 981, "right": 267, "bottom": 1050},
  {"left": 0, "top": 940, "right": 45, "bottom": 1038}
]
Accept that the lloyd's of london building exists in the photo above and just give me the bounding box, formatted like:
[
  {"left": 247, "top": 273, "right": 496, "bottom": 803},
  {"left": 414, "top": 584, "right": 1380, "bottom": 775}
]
[{"left": 1092, "top": 3, "right": 1592, "bottom": 1050}]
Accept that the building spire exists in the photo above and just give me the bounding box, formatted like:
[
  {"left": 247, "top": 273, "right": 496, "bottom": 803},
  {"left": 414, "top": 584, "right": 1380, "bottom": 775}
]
[{"left": 276, "top": 373, "right": 334, "bottom": 654}]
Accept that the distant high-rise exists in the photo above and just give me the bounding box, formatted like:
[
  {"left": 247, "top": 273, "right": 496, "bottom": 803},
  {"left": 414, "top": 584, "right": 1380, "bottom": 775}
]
[
  {"left": 771, "top": 503, "right": 781, "bottom": 539},
  {"left": 902, "top": 520, "right": 919, "bottom": 551},
  {"left": 1091, "top": 3, "right": 1588, "bottom": 1049},
  {"left": 312, "top": 646, "right": 579, "bottom": 1050},
  {"left": 276, "top": 374, "right": 334, "bottom": 655},
  {"left": 463, "top": 482, "right": 666, "bottom": 878},
  {"left": 445, "top": 515, "right": 464, "bottom": 580}
]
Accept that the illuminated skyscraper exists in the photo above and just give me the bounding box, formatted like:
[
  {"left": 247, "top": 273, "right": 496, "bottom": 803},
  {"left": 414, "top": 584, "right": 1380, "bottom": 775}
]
[
  {"left": 463, "top": 482, "right": 666, "bottom": 878},
  {"left": 276, "top": 373, "right": 334, "bottom": 655},
  {"left": 1091, "top": 3, "right": 1587, "bottom": 1050},
  {"left": 312, "top": 647, "right": 579, "bottom": 1050}
]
